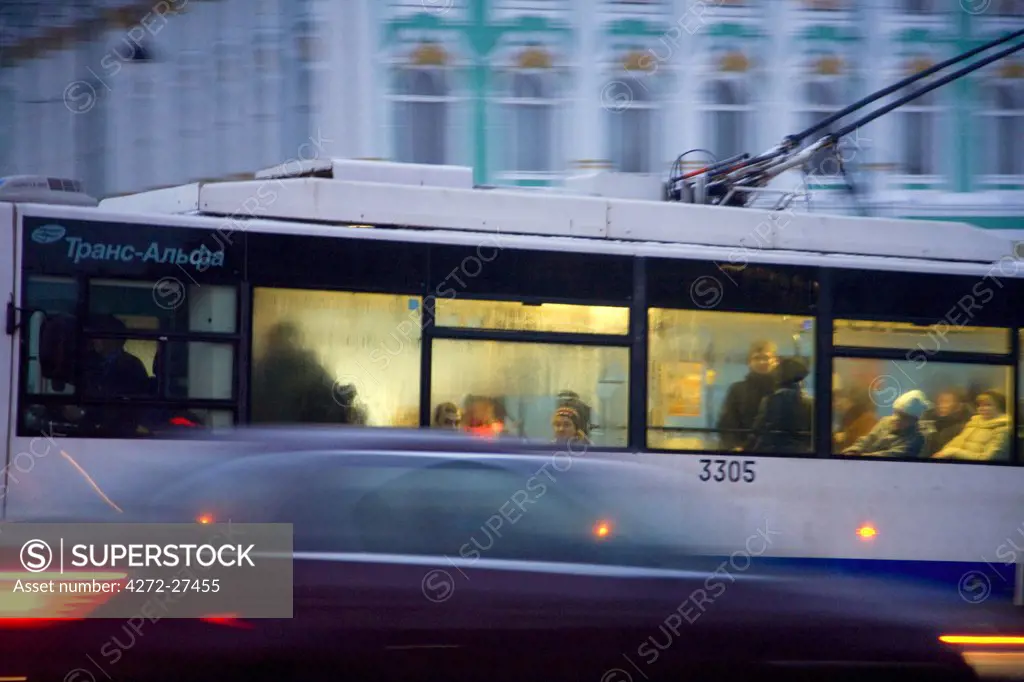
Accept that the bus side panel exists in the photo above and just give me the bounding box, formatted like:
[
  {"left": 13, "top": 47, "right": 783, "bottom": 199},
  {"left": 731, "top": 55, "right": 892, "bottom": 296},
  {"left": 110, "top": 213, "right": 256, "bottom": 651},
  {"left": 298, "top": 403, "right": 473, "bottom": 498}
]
[{"left": 0, "top": 203, "right": 16, "bottom": 517}]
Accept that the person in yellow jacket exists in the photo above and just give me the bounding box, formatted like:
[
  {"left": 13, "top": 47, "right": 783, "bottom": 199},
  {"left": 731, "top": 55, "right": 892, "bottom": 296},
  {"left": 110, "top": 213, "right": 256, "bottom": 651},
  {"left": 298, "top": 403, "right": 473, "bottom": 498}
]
[{"left": 933, "top": 390, "right": 1011, "bottom": 461}]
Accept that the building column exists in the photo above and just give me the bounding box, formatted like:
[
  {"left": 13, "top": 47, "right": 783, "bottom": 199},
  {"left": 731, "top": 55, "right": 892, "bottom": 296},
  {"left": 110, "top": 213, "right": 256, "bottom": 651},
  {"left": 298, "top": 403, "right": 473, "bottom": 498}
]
[{"left": 569, "top": 1, "right": 602, "bottom": 172}]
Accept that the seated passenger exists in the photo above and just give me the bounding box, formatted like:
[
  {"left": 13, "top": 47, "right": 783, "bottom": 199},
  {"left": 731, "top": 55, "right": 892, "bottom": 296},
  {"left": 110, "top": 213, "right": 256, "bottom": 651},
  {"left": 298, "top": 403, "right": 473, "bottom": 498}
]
[
  {"left": 842, "top": 390, "right": 931, "bottom": 458},
  {"left": 82, "top": 315, "right": 151, "bottom": 397},
  {"left": 433, "top": 402, "right": 461, "bottom": 429},
  {"left": 64, "top": 314, "right": 152, "bottom": 436},
  {"left": 933, "top": 390, "right": 1010, "bottom": 461},
  {"left": 747, "top": 357, "right": 813, "bottom": 453},
  {"left": 921, "top": 388, "right": 972, "bottom": 456},
  {"left": 552, "top": 405, "right": 591, "bottom": 447},
  {"left": 717, "top": 340, "right": 778, "bottom": 451},
  {"left": 832, "top": 386, "right": 877, "bottom": 452}
]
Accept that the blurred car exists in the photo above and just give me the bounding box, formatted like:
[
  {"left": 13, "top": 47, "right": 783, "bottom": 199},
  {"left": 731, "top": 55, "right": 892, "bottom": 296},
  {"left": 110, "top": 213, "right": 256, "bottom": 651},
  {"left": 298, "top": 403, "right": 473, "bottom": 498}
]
[{"left": 0, "top": 427, "right": 1005, "bottom": 682}]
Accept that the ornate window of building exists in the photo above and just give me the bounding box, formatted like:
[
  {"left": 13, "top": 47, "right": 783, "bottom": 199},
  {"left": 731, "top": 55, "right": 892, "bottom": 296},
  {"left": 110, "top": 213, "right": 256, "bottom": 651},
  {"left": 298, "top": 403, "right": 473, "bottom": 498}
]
[
  {"left": 177, "top": 52, "right": 205, "bottom": 182},
  {"left": 897, "top": 83, "right": 941, "bottom": 177},
  {"left": 606, "top": 81, "right": 657, "bottom": 174},
  {"left": 606, "top": 53, "right": 659, "bottom": 174},
  {"left": 498, "top": 53, "right": 559, "bottom": 175},
  {"left": 130, "top": 72, "right": 154, "bottom": 186},
  {"left": 980, "top": 78, "right": 1024, "bottom": 177},
  {"left": 703, "top": 77, "right": 751, "bottom": 162},
  {"left": 392, "top": 67, "right": 451, "bottom": 165},
  {"left": 801, "top": 78, "right": 843, "bottom": 177}
]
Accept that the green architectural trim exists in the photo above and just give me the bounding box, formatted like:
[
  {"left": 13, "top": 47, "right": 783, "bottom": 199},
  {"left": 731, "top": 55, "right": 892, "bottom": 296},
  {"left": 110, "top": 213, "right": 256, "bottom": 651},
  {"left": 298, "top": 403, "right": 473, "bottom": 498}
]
[
  {"left": 606, "top": 19, "right": 671, "bottom": 37},
  {"left": 800, "top": 25, "right": 860, "bottom": 42},
  {"left": 384, "top": 0, "right": 573, "bottom": 184},
  {"left": 903, "top": 216, "right": 1024, "bottom": 230}
]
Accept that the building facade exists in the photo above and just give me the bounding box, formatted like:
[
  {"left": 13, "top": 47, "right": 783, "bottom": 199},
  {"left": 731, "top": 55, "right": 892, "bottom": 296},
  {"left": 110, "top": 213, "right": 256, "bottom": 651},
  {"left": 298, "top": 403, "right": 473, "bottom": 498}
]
[{"left": 1, "top": 0, "right": 1022, "bottom": 227}]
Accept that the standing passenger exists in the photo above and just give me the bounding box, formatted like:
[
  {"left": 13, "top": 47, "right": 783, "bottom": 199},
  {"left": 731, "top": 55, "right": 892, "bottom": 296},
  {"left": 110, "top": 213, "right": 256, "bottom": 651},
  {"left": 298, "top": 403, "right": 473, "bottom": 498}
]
[
  {"left": 716, "top": 340, "right": 778, "bottom": 451},
  {"left": 747, "top": 357, "right": 813, "bottom": 453}
]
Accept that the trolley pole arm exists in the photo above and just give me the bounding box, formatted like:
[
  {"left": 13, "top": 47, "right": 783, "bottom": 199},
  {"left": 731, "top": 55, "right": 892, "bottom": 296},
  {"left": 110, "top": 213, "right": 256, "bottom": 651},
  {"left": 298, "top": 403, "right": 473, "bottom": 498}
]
[
  {"left": 832, "top": 37, "right": 1024, "bottom": 141},
  {"left": 789, "top": 27, "right": 1024, "bottom": 147}
]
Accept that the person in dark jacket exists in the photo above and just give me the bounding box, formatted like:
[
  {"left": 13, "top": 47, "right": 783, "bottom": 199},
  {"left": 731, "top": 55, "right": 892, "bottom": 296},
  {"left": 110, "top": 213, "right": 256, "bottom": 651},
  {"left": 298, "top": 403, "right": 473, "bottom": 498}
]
[
  {"left": 716, "top": 340, "right": 778, "bottom": 451},
  {"left": 250, "top": 322, "right": 366, "bottom": 424},
  {"left": 66, "top": 314, "right": 152, "bottom": 436},
  {"left": 747, "top": 357, "right": 813, "bottom": 453},
  {"left": 921, "top": 388, "right": 972, "bottom": 456}
]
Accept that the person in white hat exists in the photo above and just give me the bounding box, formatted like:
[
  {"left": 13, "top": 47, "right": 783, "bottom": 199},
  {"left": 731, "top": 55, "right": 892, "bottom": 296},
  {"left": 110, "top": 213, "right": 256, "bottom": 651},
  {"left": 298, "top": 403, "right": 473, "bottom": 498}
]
[{"left": 842, "top": 389, "right": 932, "bottom": 458}]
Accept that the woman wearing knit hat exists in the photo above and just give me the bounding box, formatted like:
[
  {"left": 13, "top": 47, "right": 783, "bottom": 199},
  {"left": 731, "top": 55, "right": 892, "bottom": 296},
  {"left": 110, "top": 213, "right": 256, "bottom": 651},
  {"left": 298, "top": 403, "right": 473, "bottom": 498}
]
[
  {"left": 552, "top": 405, "right": 591, "bottom": 446},
  {"left": 842, "top": 389, "right": 931, "bottom": 458}
]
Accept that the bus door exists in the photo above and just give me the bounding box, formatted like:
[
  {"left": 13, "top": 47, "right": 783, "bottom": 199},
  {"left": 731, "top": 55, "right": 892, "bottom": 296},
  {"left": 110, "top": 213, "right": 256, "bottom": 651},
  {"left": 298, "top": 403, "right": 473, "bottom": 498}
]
[{"left": 0, "top": 202, "right": 16, "bottom": 517}]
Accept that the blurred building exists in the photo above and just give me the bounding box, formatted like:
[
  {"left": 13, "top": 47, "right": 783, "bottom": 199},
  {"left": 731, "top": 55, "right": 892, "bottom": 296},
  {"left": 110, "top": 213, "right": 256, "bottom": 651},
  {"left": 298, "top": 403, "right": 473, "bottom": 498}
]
[{"left": 1, "top": 0, "right": 1022, "bottom": 227}]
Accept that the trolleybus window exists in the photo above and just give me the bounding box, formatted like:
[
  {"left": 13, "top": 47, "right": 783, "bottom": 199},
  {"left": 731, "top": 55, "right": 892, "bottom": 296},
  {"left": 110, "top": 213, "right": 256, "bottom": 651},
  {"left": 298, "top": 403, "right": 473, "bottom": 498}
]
[
  {"left": 1019, "top": 330, "right": 1024, "bottom": 459},
  {"left": 18, "top": 277, "right": 239, "bottom": 438},
  {"left": 430, "top": 339, "right": 629, "bottom": 447},
  {"left": 250, "top": 288, "right": 422, "bottom": 427},
  {"left": 647, "top": 309, "right": 815, "bottom": 454},
  {"left": 833, "top": 358, "right": 1013, "bottom": 461},
  {"left": 433, "top": 298, "right": 630, "bottom": 336},
  {"left": 834, "top": 320, "right": 1010, "bottom": 355}
]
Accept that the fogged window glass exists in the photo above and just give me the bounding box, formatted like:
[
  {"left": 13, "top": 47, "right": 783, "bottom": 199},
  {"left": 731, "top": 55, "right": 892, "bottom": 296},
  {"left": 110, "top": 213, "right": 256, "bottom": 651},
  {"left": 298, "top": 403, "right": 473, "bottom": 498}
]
[
  {"left": 648, "top": 309, "right": 815, "bottom": 453},
  {"left": 251, "top": 288, "right": 421, "bottom": 427},
  {"left": 431, "top": 340, "right": 629, "bottom": 447},
  {"left": 1019, "top": 330, "right": 1024, "bottom": 458},
  {"left": 834, "top": 320, "right": 1009, "bottom": 355},
  {"left": 834, "top": 358, "right": 1012, "bottom": 462},
  {"left": 434, "top": 299, "right": 629, "bottom": 335}
]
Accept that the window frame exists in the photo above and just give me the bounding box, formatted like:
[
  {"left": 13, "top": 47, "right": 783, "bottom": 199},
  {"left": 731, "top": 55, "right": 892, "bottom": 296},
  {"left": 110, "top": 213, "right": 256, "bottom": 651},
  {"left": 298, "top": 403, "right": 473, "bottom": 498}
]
[{"left": 16, "top": 273, "right": 243, "bottom": 437}]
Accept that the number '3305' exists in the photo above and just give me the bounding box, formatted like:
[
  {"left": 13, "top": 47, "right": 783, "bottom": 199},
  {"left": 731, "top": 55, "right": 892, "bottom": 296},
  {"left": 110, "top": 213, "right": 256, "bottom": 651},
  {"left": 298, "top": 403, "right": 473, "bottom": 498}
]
[{"left": 698, "top": 459, "right": 756, "bottom": 483}]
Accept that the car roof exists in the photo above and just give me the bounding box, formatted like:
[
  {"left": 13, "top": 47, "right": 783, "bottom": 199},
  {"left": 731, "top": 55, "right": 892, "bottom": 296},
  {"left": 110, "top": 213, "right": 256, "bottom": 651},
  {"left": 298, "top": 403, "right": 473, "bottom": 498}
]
[
  {"left": 183, "top": 425, "right": 615, "bottom": 457},
  {"left": 174, "top": 425, "right": 641, "bottom": 476}
]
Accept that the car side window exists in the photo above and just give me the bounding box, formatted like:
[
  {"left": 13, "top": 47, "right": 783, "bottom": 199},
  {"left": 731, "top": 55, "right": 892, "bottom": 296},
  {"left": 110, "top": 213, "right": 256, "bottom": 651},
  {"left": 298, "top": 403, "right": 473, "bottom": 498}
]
[{"left": 351, "top": 460, "right": 613, "bottom": 564}]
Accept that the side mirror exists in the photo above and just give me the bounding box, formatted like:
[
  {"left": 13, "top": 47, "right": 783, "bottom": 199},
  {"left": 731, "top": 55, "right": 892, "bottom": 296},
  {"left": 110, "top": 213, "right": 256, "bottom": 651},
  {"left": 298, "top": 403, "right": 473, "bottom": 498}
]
[{"left": 38, "top": 312, "right": 78, "bottom": 386}]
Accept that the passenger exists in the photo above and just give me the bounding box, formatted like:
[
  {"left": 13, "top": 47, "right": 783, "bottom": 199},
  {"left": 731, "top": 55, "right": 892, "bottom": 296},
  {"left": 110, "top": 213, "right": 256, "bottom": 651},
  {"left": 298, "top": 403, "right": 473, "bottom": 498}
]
[
  {"left": 922, "top": 388, "right": 972, "bottom": 455},
  {"left": 716, "top": 340, "right": 778, "bottom": 451},
  {"left": 557, "top": 390, "right": 592, "bottom": 435},
  {"left": 81, "top": 314, "right": 151, "bottom": 397},
  {"left": 842, "top": 389, "right": 931, "bottom": 458},
  {"left": 250, "top": 322, "right": 365, "bottom": 424},
  {"left": 433, "top": 402, "right": 461, "bottom": 429},
  {"left": 552, "top": 405, "right": 592, "bottom": 446},
  {"left": 832, "top": 386, "right": 877, "bottom": 452},
  {"left": 747, "top": 357, "right": 813, "bottom": 453},
  {"left": 464, "top": 395, "right": 504, "bottom": 439},
  {"left": 67, "top": 314, "right": 152, "bottom": 436},
  {"left": 933, "top": 390, "right": 1010, "bottom": 461}
]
